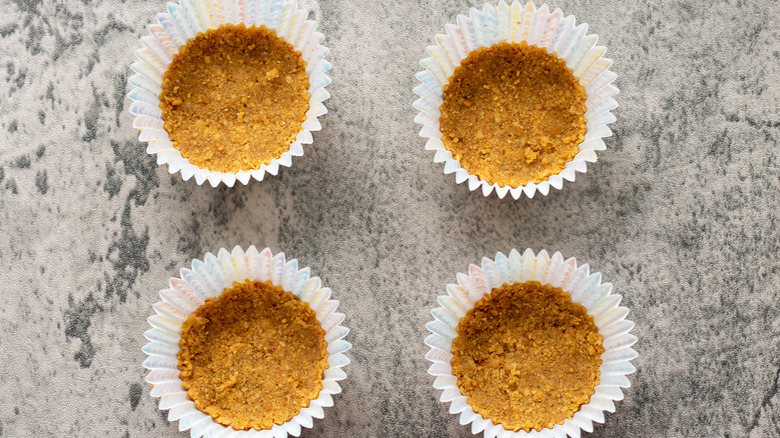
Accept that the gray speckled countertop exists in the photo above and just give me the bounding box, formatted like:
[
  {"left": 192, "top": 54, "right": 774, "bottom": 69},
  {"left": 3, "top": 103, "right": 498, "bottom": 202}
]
[{"left": 1, "top": 0, "right": 779, "bottom": 436}]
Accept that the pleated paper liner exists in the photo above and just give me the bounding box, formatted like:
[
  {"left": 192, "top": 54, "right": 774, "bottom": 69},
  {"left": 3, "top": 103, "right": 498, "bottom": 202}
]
[
  {"left": 425, "top": 249, "right": 637, "bottom": 437},
  {"left": 143, "top": 246, "right": 351, "bottom": 437},
  {"left": 413, "top": 1, "right": 618, "bottom": 199},
  {"left": 128, "top": 0, "right": 331, "bottom": 187}
]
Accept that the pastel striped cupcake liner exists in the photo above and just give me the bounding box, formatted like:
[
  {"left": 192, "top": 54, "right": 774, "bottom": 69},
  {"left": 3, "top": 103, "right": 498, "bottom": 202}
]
[
  {"left": 128, "top": 0, "right": 331, "bottom": 187},
  {"left": 425, "top": 249, "right": 637, "bottom": 437},
  {"left": 413, "top": 1, "right": 619, "bottom": 199},
  {"left": 143, "top": 246, "right": 351, "bottom": 438}
]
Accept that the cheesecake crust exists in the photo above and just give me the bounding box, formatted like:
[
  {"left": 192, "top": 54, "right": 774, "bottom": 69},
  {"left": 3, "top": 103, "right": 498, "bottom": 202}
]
[
  {"left": 440, "top": 42, "right": 587, "bottom": 187},
  {"left": 160, "top": 24, "right": 309, "bottom": 173},
  {"left": 178, "top": 280, "right": 328, "bottom": 430},
  {"left": 451, "top": 281, "right": 603, "bottom": 432}
]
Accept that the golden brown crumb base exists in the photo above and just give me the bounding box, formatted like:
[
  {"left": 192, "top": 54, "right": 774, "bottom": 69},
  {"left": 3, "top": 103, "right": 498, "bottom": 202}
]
[
  {"left": 160, "top": 24, "right": 309, "bottom": 173},
  {"left": 439, "top": 41, "right": 587, "bottom": 186},
  {"left": 177, "top": 280, "right": 328, "bottom": 430},
  {"left": 451, "top": 281, "right": 603, "bottom": 432}
]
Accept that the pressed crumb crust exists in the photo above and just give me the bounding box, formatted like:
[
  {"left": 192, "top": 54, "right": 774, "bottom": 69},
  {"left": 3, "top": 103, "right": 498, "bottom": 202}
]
[
  {"left": 160, "top": 24, "right": 309, "bottom": 173},
  {"left": 451, "top": 281, "right": 603, "bottom": 432},
  {"left": 177, "top": 280, "right": 328, "bottom": 430},
  {"left": 439, "top": 42, "right": 587, "bottom": 187}
]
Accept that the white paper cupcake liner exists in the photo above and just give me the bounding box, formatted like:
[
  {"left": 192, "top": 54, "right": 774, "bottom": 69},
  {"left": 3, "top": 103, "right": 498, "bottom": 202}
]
[
  {"left": 128, "top": 0, "right": 331, "bottom": 188},
  {"left": 413, "top": 1, "right": 618, "bottom": 199},
  {"left": 425, "top": 249, "right": 637, "bottom": 438},
  {"left": 143, "top": 246, "right": 351, "bottom": 438}
]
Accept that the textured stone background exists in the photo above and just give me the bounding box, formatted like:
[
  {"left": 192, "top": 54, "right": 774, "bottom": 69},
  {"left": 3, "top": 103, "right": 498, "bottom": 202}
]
[{"left": 1, "top": 0, "right": 779, "bottom": 436}]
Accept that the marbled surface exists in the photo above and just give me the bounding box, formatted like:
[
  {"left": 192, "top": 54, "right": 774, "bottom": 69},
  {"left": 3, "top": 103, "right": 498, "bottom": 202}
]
[{"left": 1, "top": 0, "right": 779, "bottom": 436}]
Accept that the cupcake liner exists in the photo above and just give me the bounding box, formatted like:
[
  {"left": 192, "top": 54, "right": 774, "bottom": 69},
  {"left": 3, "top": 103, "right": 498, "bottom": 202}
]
[
  {"left": 425, "top": 249, "right": 637, "bottom": 438},
  {"left": 143, "top": 246, "right": 351, "bottom": 437},
  {"left": 413, "top": 1, "right": 618, "bottom": 199},
  {"left": 128, "top": 0, "right": 331, "bottom": 188}
]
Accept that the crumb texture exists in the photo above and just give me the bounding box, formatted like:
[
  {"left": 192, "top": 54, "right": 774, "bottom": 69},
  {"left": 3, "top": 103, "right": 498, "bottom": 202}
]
[
  {"left": 440, "top": 42, "right": 587, "bottom": 186},
  {"left": 451, "top": 281, "right": 603, "bottom": 432},
  {"left": 177, "top": 280, "right": 328, "bottom": 430},
  {"left": 160, "top": 24, "right": 309, "bottom": 173}
]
